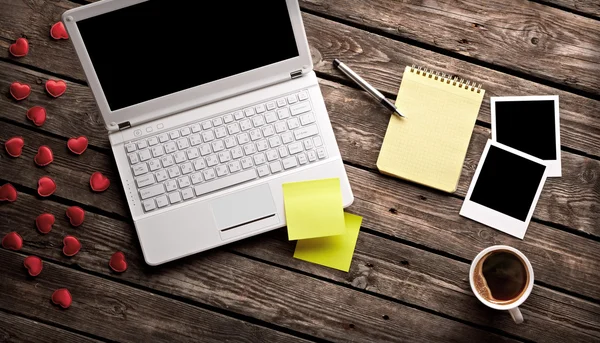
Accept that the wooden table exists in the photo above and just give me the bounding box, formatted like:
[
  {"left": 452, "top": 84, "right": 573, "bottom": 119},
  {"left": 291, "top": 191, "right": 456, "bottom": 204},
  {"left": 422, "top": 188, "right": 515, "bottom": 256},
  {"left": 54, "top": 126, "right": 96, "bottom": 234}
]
[{"left": 1, "top": 1, "right": 599, "bottom": 342}]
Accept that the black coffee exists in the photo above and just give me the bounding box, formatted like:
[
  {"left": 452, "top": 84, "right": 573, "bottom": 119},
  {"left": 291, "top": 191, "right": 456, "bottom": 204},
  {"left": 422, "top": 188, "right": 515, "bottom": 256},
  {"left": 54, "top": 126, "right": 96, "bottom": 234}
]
[{"left": 480, "top": 251, "right": 528, "bottom": 302}]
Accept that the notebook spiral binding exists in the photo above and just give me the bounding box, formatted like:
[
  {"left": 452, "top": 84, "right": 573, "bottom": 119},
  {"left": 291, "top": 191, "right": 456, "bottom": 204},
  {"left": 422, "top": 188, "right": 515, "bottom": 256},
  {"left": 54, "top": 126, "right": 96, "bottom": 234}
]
[{"left": 410, "top": 65, "right": 483, "bottom": 93}]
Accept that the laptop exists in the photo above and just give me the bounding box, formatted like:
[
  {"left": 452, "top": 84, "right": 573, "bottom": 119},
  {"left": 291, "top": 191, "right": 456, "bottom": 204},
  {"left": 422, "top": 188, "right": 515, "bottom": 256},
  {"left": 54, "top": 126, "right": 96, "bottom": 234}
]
[{"left": 63, "top": 0, "right": 354, "bottom": 265}]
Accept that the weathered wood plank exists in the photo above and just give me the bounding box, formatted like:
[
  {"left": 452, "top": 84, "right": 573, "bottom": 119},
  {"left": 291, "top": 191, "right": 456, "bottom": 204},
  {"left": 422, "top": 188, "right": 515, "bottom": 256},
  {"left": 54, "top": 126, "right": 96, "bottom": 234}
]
[
  {"left": 0, "top": 249, "right": 313, "bottom": 343},
  {"left": 0, "top": 311, "right": 101, "bottom": 343},
  {"left": 1, "top": 1, "right": 599, "bottom": 157},
  {"left": 300, "top": 0, "right": 600, "bottom": 96},
  {"left": 2, "top": 121, "right": 600, "bottom": 301},
  {"left": 0, "top": 194, "right": 516, "bottom": 343},
  {"left": 539, "top": 0, "right": 600, "bottom": 18}
]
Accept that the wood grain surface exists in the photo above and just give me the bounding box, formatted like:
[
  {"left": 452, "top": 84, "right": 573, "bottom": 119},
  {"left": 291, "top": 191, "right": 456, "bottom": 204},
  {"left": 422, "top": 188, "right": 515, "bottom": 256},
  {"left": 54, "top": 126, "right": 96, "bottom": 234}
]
[
  {"left": 540, "top": 0, "right": 600, "bottom": 18},
  {"left": 0, "top": 311, "right": 101, "bottom": 343}
]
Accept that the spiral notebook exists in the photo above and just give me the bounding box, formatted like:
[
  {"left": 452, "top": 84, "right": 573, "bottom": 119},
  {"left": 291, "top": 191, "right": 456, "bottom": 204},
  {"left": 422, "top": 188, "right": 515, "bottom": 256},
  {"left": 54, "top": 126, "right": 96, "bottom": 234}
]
[{"left": 377, "top": 65, "right": 485, "bottom": 193}]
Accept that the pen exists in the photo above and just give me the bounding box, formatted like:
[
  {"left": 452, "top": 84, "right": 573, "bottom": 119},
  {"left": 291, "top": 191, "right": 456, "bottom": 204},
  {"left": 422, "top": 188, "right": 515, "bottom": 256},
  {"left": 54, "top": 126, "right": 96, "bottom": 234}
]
[{"left": 333, "top": 59, "right": 405, "bottom": 118}]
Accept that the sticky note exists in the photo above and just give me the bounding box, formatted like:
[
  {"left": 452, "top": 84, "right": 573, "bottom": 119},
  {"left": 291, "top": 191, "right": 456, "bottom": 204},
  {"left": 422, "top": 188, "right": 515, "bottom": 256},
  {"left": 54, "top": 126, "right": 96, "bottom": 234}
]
[
  {"left": 293, "top": 213, "right": 362, "bottom": 272},
  {"left": 282, "top": 178, "right": 346, "bottom": 240}
]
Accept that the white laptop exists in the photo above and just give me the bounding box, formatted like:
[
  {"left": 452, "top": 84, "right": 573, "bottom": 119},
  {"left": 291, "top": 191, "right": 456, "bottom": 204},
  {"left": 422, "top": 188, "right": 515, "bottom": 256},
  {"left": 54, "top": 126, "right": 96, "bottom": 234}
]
[{"left": 63, "top": 0, "right": 353, "bottom": 265}]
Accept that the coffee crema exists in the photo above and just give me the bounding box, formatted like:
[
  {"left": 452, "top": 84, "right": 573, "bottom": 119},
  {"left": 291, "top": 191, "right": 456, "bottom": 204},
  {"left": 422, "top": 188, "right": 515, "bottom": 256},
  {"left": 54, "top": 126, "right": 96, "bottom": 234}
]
[{"left": 473, "top": 250, "right": 529, "bottom": 304}]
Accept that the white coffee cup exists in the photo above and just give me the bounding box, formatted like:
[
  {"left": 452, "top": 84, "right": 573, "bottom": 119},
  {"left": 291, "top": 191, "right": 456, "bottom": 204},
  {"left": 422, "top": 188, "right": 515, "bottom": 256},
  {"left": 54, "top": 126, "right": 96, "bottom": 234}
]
[{"left": 469, "top": 245, "right": 534, "bottom": 324}]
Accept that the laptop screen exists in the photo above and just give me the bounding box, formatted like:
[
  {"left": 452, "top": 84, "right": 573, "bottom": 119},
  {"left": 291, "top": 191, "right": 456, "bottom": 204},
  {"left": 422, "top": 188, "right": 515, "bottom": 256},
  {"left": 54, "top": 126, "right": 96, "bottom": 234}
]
[{"left": 77, "top": 0, "right": 299, "bottom": 111}]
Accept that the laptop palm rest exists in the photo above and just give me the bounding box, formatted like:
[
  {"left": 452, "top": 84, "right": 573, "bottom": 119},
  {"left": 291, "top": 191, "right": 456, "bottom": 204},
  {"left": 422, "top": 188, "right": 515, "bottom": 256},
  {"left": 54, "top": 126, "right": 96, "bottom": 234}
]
[{"left": 211, "top": 184, "right": 279, "bottom": 241}]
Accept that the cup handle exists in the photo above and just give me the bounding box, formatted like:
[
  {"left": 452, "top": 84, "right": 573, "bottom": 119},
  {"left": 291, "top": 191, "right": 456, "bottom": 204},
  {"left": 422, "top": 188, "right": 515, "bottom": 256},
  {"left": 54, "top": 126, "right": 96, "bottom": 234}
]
[{"left": 509, "top": 307, "right": 523, "bottom": 324}]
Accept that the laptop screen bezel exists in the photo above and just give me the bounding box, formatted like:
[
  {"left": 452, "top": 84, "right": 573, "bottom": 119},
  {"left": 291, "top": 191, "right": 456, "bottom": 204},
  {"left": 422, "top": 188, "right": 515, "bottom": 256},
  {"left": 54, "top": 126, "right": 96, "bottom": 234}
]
[{"left": 63, "top": 0, "right": 312, "bottom": 131}]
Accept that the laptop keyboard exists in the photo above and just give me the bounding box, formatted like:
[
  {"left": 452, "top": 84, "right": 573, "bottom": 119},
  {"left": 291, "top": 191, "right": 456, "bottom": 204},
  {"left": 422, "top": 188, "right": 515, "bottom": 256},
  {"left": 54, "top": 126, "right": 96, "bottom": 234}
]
[{"left": 124, "top": 90, "right": 328, "bottom": 212}]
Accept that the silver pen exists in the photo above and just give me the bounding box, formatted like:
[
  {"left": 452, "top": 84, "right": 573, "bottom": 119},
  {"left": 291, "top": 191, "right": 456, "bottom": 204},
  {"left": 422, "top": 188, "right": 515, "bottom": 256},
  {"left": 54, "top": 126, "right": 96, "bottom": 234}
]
[{"left": 333, "top": 59, "right": 405, "bottom": 118}]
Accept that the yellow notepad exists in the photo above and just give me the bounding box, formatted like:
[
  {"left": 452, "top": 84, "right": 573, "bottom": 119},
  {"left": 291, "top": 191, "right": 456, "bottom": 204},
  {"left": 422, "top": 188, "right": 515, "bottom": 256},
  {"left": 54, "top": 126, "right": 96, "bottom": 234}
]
[{"left": 377, "top": 66, "right": 485, "bottom": 193}]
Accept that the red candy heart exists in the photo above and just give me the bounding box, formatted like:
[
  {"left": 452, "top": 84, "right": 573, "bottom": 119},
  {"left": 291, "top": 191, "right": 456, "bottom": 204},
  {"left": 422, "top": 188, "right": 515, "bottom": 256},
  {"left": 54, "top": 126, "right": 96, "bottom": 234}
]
[
  {"left": 9, "top": 37, "right": 29, "bottom": 57},
  {"left": 109, "top": 251, "right": 128, "bottom": 273},
  {"left": 0, "top": 183, "right": 18, "bottom": 202},
  {"left": 37, "top": 176, "right": 56, "bottom": 197},
  {"left": 10, "top": 82, "right": 31, "bottom": 101},
  {"left": 2, "top": 232, "right": 23, "bottom": 250},
  {"left": 35, "top": 213, "right": 55, "bottom": 234},
  {"left": 45, "top": 79, "right": 67, "bottom": 98},
  {"left": 67, "top": 136, "right": 88, "bottom": 155},
  {"left": 62, "top": 235, "right": 81, "bottom": 256},
  {"left": 4, "top": 136, "right": 24, "bottom": 157},
  {"left": 51, "top": 288, "right": 72, "bottom": 309},
  {"left": 34, "top": 145, "right": 54, "bottom": 167},
  {"left": 50, "top": 22, "right": 69, "bottom": 40},
  {"left": 89, "top": 172, "right": 110, "bottom": 192},
  {"left": 26, "top": 106, "right": 47, "bottom": 126},
  {"left": 65, "top": 206, "right": 85, "bottom": 227},
  {"left": 23, "top": 256, "right": 43, "bottom": 276}
]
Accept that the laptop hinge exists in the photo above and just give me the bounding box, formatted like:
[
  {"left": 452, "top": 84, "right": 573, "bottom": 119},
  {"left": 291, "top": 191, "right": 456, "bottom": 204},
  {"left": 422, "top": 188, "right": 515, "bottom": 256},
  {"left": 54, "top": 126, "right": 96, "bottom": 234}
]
[
  {"left": 118, "top": 121, "right": 131, "bottom": 130},
  {"left": 290, "top": 70, "right": 302, "bottom": 79}
]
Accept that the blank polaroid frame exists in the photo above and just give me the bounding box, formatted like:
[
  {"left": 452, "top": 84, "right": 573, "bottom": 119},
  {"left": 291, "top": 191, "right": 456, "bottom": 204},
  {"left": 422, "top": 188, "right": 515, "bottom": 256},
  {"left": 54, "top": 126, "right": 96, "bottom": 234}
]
[
  {"left": 460, "top": 140, "right": 548, "bottom": 239},
  {"left": 491, "top": 95, "right": 561, "bottom": 177}
]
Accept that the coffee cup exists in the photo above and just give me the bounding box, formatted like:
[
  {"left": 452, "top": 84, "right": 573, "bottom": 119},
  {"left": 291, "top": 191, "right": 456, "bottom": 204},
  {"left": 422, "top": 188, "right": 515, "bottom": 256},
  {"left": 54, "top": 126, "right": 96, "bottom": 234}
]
[{"left": 469, "top": 245, "right": 534, "bottom": 324}]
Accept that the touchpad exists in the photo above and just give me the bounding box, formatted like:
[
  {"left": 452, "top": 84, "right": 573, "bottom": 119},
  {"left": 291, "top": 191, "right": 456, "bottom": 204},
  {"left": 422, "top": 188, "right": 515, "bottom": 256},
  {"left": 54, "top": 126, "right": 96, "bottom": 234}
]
[{"left": 211, "top": 184, "right": 278, "bottom": 240}]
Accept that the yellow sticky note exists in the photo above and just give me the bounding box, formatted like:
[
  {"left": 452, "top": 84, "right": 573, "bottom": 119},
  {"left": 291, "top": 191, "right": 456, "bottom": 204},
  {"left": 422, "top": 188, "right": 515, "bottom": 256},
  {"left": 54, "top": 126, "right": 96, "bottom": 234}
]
[
  {"left": 293, "top": 213, "right": 362, "bottom": 272},
  {"left": 282, "top": 178, "right": 346, "bottom": 240}
]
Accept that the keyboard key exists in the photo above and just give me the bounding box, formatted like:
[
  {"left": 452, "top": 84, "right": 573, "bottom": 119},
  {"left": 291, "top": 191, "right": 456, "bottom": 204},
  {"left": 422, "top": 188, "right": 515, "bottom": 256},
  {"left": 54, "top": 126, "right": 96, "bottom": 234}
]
[
  {"left": 223, "top": 114, "right": 234, "bottom": 123},
  {"left": 186, "top": 148, "right": 200, "bottom": 160},
  {"left": 182, "top": 188, "right": 194, "bottom": 200},
  {"left": 193, "top": 158, "right": 206, "bottom": 171},
  {"left": 288, "top": 142, "right": 303, "bottom": 155},
  {"left": 143, "top": 199, "right": 156, "bottom": 211},
  {"left": 191, "top": 123, "right": 202, "bottom": 133},
  {"left": 202, "top": 130, "right": 215, "bottom": 142},
  {"left": 160, "top": 155, "right": 175, "bottom": 168},
  {"left": 249, "top": 129, "right": 262, "bottom": 141},
  {"left": 140, "top": 184, "right": 165, "bottom": 200},
  {"left": 277, "top": 108, "right": 290, "bottom": 120},
  {"left": 212, "top": 140, "right": 225, "bottom": 152},
  {"left": 125, "top": 143, "right": 136, "bottom": 153},
  {"left": 299, "top": 112, "right": 316, "bottom": 125},
  {"left": 266, "top": 150, "right": 278, "bottom": 161},
  {"left": 194, "top": 169, "right": 257, "bottom": 197},
  {"left": 282, "top": 156, "right": 298, "bottom": 169},
  {"left": 257, "top": 165, "right": 270, "bottom": 177},
  {"left": 174, "top": 151, "right": 186, "bottom": 164},
  {"left": 167, "top": 166, "right": 181, "bottom": 178},
  {"left": 137, "top": 140, "right": 148, "bottom": 149},
  {"left": 178, "top": 176, "right": 191, "bottom": 188},
  {"left": 298, "top": 153, "right": 308, "bottom": 165},
  {"left": 262, "top": 125, "right": 275, "bottom": 137},
  {"left": 281, "top": 132, "right": 294, "bottom": 144},
  {"left": 202, "top": 121, "right": 212, "bottom": 130},
  {"left": 307, "top": 150, "right": 317, "bottom": 162},
  {"left": 180, "top": 127, "right": 191, "bottom": 136},
  {"left": 231, "top": 146, "right": 244, "bottom": 159},
  {"left": 151, "top": 145, "right": 164, "bottom": 157},
  {"left": 206, "top": 155, "right": 219, "bottom": 167},
  {"left": 158, "top": 133, "right": 169, "bottom": 143},
  {"left": 313, "top": 136, "right": 323, "bottom": 147},
  {"left": 256, "top": 140, "right": 269, "bottom": 152},
  {"left": 264, "top": 112, "right": 277, "bottom": 123},
  {"left": 240, "top": 119, "right": 252, "bottom": 131},
  {"left": 176, "top": 138, "right": 189, "bottom": 150},
  {"left": 278, "top": 146, "right": 289, "bottom": 158},
  {"left": 268, "top": 136, "right": 282, "bottom": 148},
  {"left": 275, "top": 122, "right": 287, "bottom": 134},
  {"left": 276, "top": 98, "right": 286, "bottom": 107},
  {"left": 241, "top": 157, "right": 253, "bottom": 169},
  {"left": 244, "top": 108, "right": 254, "bottom": 117},
  {"left": 156, "top": 195, "right": 169, "bottom": 208},
  {"left": 252, "top": 115, "right": 265, "bottom": 127},
  {"left": 165, "top": 179, "right": 178, "bottom": 192},
  {"left": 156, "top": 170, "right": 168, "bottom": 182},
  {"left": 237, "top": 132, "right": 250, "bottom": 145},
  {"left": 203, "top": 168, "right": 216, "bottom": 181},
  {"left": 169, "top": 131, "right": 180, "bottom": 139},
  {"left": 148, "top": 159, "right": 161, "bottom": 171},
  {"left": 168, "top": 191, "right": 182, "bottom": 204},
  {"left": 255, "top": 104, "right": 266, "bottom": 113},
  {"left": 266, "top": 101, "right": 276, "bottom": 111},
  {"left": 253, "top": 153, "right": 266, "bottom": 165},
  {"left": 164, "top": 142, "right": 177, "bottom": 154},
  {"left": 199, "top": 144, "right": 212, "bottom": 156},
  {"left": 136, "top": 174, "right": 155, "bottom": 188},
  {"left": 304, "top": 139, "right": 314, "bottom": 150},
  {"left": 287, "top": 118, "right": 300, "bottom": 130},
  {"left": 290, "top": 102, "right": 311, "bottom": 116},
  {"left": 212, "top": 117, "right": 223, "bottom": 126},
  {"left": 191, "top": 172, "right": 203, "bottom": 184},
  {"left": 148, "top": 136, "right": 159, "bottom": 146},
  {"left": 132, "top": 163, "right": 148, "bottom": 176},
  {"left": 224, "top": 137, "right": 237, "bottom": 149},
  {"left": 228, "top": 160, "right": 242, "bottom": 173},
  {"left": 269, "top": 161, "right": 283, "bottom": 173},
  {"left": 216, "top": 165, "right": 229, "bottom": 177},
  {"left": 227, "top": 123, "right": 241, "bottom": 135},
  {"left": 317, "top": 147, "right": 327, "bottom": 159},
  {"left": 215, "top": 127, "right": 227, "bottom": 139},
  {"left": 287, "top": 94, "right": 298, "bottom": 104},
  {"left": 128, "top": 152, "right": 139, "bottom": 165},
  {"left": 181, "top": 162, "right": 193, "bottom": 174},
  {"left": 233, "top": 111, "right": 244, "bottom": 120},
  {"left": 298, "top": 90, "right": 309, "bottom": 101},
  {"left": 218, "top": 151, "right": 231, "bottom": 163},
  {"left": 294, "top": 125, "right": 318, "bottom": 140}
]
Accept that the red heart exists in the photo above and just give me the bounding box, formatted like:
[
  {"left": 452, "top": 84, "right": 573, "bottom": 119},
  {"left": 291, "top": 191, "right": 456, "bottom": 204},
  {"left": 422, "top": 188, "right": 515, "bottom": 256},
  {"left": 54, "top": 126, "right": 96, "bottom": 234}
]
[
  {"left": 0, "top": 183, "right": 18, "bottom": 202},
  {"left": 109, "top": 251, "right": 128, "bottom": 273},
  {"left": 2, "top": 232, "right": 23, "bottom": 250},
  {"left": 89, "top": 172, "right": 110, "bottom": 192},
  {"left": 51, "top": 288, "right": 72, "bottom": 309},
  {"left": 4, "top": 136, "right": 24, "bottom": 157},
  {"left": 26, "top": 106, "right": 47, "bottom": 126},
  {"left": 62, "top": 235, "right": 81, "bottom": 257},
  {"left": 45, "top": 80, "right": 67, "bottom": 98},
  {"left": 67, "top": 136, "right": 88, "bottom": 155},
  {"left": 10, "top": 82, "right": 31, "bottom": 101},
  {"left": 65, "top": 206, "right": 85, "bottom": 227},
  {"left": 23, "top": 256, "right": 43, "bottom": 276},
  {"left": 37, "top": 176, "right": 56, "bottom": 197},
  {"left": 35, "top": 213, "right": 55, "bottom": 234},
  {"left": 50, "top": 22, "right": 69, "bottom": 40},
  {"left": 9, "top": 37, "right": 29, "bottom": 57},
  {"left": 34, "top": 145, "right": 54, "bottom": 167}
]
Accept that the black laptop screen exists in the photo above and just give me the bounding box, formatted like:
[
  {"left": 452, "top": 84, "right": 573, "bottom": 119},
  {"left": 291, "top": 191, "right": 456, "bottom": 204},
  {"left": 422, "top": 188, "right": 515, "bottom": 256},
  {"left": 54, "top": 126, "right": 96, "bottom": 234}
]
[{"left": 77, "top": 0, "right": 299, "bottom": 111}]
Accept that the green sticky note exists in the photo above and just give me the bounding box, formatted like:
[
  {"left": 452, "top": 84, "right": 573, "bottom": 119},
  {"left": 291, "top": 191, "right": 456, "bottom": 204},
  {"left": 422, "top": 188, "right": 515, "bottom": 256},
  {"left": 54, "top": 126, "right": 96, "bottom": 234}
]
[
  {"left": 282, "top": 178, "right": 346, "bottom": 240},
  {"left": 293, "top": 212, "right": 362, "bottom": 272}
]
